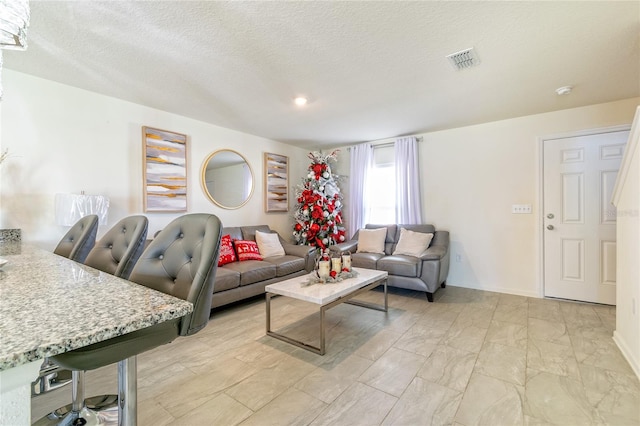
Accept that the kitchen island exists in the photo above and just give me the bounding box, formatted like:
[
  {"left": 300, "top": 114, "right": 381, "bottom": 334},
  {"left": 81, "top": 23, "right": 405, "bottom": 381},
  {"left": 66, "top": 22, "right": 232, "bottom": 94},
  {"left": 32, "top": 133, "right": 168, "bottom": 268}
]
[{"left": 0, "top": 242, "right": 193, "bottom": 425}]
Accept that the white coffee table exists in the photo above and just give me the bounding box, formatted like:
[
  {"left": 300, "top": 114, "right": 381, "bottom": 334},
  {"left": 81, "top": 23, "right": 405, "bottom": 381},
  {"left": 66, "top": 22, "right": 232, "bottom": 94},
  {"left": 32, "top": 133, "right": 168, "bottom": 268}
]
[{"left": 265, "top": 268, "right": 388, "bottom": 355}]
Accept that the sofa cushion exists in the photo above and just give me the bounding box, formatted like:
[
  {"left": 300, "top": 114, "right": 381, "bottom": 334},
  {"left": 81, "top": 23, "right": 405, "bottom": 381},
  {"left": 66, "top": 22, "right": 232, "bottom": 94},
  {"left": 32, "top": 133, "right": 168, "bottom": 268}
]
[
  {"left": 221, "top": 226, "right": 243, "bottom": 241},
  {"left": 356, "top": 228, "right": 387, "bottom": 254},
  {"left": 218, "top": 234, "right": 237, "bottom": 266},
  {"left": 234, "top": 240, "right": 263, "bottom": 261},
  {"left": 255, "top": 230, "right": 285, "bottom": 257},
  {"left": 224, "top": 260, "right": 277, "bottom": 285},
  {"left": 241, "top": 225, "right": 272, "bottom": 241},
  {"left": 364, "top": 224, "right": 398, "bottom": 254},
  {"left": 351, "top": 252, "right": 385, "bottom": 270},
  {"left": 213, "top": 267, "right": 240, "bottom": 293},
  {"left": 392, "top": 228, "right": 434, "bottom": 257},
  {"left": 262, "top": 255, "right": 306, "bottom": 277},
  {"left": 377, "top": 255, "right": 422, "bottom": 278}
]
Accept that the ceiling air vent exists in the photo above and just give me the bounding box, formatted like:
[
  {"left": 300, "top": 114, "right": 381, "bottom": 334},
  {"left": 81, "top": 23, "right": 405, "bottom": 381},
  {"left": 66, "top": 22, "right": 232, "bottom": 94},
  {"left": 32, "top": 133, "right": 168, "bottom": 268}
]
[{"left": 446, "top": 48, "right": 479, "bottom": 70}]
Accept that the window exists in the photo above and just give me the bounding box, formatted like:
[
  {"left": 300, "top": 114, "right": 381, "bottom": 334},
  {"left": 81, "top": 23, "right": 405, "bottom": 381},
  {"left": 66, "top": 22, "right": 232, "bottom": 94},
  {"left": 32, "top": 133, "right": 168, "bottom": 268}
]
[{"left": 365, "top": 145, "right": 395, "bottom": 224}]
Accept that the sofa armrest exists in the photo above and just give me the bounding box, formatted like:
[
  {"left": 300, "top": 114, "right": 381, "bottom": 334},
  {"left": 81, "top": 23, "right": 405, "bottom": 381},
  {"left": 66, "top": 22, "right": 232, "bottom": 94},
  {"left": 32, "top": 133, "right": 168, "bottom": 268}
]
[
  {"left": 329, "top": 240, "right": 358, "bottom": 256},
  {"left": 282, "top": 242, "right": 317, "bottom": 272},
  {"left": 419, "top": 231, "right": 449, "bottom": 260},
  {"left": 282, "top": 242, "right": 314, "bottom": 258}
]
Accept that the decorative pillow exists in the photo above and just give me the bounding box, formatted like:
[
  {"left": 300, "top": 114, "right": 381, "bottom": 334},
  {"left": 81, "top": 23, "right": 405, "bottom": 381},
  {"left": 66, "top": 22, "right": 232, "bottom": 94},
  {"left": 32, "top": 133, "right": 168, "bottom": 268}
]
[
  {"left": 356, "top": 227, "right": 387, "bottom": 254},
  {"left": 392, "top": 228, "right": 434, "bottom": 257},
  {"left": 234, "top": 240, "right": 263, "bottom": 261},
  {"left": 217, "top": 234, "right": 237, "bottom": 266},
  {"left": 255, "top": 230, "right": 285, "bottom": 258}
]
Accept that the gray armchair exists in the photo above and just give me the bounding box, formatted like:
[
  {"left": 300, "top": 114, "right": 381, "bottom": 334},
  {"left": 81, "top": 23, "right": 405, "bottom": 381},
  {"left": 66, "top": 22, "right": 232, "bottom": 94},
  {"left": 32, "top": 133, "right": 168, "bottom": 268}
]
[{"left": 330, "top": 224, "right": 450, "bottom": 302}]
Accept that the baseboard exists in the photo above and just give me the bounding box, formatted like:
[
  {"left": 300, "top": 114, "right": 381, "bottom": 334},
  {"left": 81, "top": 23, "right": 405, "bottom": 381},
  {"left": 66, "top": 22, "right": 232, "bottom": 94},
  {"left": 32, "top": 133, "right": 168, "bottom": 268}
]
[
  {"left": 445, "top": 282, "right": 539, "bottom": 299},
  {"left": 613, "top": 331, "right": 640, "bottom": 380}
]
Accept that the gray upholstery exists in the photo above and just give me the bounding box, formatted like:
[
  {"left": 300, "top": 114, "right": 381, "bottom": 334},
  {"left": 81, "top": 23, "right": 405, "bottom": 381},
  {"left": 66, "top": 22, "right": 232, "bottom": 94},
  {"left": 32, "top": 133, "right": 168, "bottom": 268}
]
[
  {"left": 53, "top": 215, "right": 99, "bottom": 263},
  {"left": 84, "top": 215, "right": 149, "bottom": 279},
  {"left": 211, "top": 225, "right": 316, "bottom": 309},
  {"left": 53, "top": 213, "right": 222, "bottom": 369},
  {"left": 331, "top": 223, "right": 449, "bottom": 302}
]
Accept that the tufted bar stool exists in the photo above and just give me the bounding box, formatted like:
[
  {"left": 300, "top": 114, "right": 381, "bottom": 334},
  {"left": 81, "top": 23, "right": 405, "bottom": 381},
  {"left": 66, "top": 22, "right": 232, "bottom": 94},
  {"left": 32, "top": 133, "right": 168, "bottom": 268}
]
[
  {"left": 33, "top": 216, "right": 149, "bottom": 398},
  {"left": 84, "top": 215, "right": 149, "bottom": 279},
  {"left": 36, "top": 213, "right": 222, "bottom": 426},
  {"left": 34, "top": 215, "right": 101, "bottom": 396},
  {"left": 53, "top": 215, "right": 99, "bottom": 263}
]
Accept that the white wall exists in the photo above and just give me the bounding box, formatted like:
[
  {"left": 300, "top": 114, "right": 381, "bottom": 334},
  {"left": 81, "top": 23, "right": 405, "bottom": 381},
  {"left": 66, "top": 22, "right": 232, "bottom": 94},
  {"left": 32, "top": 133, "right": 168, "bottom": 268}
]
[
  {"left": 335, "top": 98, "right": 640, "bottom": 298},
  {"left": 0, "top": 70, "right": 309, "bottom": 248},
  {"left": 612, "top": 106, "right": 640, "bottom": 379}
]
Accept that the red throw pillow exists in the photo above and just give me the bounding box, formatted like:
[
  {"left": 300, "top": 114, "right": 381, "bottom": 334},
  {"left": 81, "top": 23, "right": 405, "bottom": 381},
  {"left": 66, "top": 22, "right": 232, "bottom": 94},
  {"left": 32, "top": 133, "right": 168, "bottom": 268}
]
[
  {"left": 234, "top": 240, "right": 263, "bottom": 261},
  {"left": 218, "top": 235, "right": 237, "bottom": 266}
]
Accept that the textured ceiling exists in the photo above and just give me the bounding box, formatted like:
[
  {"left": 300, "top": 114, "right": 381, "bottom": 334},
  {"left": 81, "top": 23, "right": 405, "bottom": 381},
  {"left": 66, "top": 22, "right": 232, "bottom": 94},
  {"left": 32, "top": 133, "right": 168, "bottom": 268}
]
[{"left": 4, "top": 1, "right": 640, "bottom": 149}]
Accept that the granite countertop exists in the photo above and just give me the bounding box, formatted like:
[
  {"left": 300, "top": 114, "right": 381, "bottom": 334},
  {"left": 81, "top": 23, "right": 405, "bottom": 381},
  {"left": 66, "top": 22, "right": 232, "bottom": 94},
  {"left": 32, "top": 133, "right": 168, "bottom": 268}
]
[{"left": 0, "top": 243, "right": 193, "bottom": 371}]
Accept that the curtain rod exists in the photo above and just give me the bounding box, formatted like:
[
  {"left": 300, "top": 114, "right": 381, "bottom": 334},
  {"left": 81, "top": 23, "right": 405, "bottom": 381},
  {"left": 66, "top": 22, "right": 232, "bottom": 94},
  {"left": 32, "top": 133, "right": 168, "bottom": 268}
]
[{"left": 347, "top": 136, "right": 423, "bottom": 151}]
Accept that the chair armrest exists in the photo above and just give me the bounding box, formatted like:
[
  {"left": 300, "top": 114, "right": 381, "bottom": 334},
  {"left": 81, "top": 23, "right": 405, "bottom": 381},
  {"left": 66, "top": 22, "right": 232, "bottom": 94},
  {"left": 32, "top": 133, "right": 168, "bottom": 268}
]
[
  {"left": 329, "top": 240, "right": 358, "bottom": 255},
  {"left": 419, "top": 231, "right": 449, "bottom": 260}
]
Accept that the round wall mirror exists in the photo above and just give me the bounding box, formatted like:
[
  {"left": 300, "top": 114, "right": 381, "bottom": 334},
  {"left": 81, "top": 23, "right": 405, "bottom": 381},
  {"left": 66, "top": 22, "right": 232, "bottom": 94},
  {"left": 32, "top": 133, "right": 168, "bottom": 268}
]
[{"left": 201, "top": 149, "right": 254, "bottom": 209}]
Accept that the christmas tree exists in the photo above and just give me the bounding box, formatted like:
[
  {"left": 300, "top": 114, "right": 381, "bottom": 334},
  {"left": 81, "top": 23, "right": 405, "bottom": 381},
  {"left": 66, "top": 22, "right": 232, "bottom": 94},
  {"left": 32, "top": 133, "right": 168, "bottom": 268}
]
[{"left": 293, "top": 150, "right": 346, "bottom": 248}]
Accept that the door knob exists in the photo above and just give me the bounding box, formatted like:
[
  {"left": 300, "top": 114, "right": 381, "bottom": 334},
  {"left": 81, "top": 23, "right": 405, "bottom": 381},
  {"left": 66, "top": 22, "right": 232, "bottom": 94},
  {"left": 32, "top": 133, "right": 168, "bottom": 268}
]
[
  {"left": 547, "top": 213, "right": 554, "bottom": 219},
  {"left": 547, "top": 225, "right": 554, "bottom": 230}
]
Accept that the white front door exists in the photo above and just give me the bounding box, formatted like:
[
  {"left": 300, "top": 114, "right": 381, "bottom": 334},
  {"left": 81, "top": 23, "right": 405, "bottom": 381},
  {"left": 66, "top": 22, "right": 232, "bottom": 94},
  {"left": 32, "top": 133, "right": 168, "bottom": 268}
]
[{"left": 543, "top": 130, "right": 629, "bottom": 305}]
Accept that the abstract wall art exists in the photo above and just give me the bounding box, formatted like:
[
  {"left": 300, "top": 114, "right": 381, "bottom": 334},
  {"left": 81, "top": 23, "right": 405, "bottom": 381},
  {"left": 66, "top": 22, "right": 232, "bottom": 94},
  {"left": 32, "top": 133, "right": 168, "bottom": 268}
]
[
  {"left": 142, "top": 126, "right": 188, "bottom": 212},
  {"left": 264, "top": 152, "right": 289, "bottom": 212}
]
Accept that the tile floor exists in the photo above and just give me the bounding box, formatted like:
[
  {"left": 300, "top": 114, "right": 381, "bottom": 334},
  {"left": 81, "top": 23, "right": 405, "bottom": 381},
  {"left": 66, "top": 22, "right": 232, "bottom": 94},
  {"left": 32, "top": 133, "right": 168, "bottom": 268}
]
[{"left": 32, "top": 285, "right": 640, "bottom": 425}]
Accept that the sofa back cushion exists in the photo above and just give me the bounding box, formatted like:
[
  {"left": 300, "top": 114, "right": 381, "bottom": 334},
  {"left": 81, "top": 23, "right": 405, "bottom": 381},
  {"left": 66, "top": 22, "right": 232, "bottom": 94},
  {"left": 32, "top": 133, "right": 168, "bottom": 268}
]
[
  {"left": 222, "top": 226, "right": 243, "bottom": 241},
  {"left": 241, "top": 225, "right": 272, "bottom": 241}
]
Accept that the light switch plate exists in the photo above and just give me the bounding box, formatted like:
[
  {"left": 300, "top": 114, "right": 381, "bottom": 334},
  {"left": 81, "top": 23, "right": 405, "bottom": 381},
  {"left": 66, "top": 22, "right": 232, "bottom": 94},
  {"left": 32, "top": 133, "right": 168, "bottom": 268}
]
[{"left": 512, "top": 204, "right": 532, "bottom": 214}]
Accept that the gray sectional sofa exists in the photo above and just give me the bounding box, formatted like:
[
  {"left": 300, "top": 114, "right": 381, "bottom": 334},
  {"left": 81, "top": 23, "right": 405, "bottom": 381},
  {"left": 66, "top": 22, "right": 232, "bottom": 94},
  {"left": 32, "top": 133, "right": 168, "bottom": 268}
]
[
  {"left": 212, "top": 225, "right": 316, "bottom": 309},
  {"left": 330, "top": 224, "right": 450, "bottom": 302}
]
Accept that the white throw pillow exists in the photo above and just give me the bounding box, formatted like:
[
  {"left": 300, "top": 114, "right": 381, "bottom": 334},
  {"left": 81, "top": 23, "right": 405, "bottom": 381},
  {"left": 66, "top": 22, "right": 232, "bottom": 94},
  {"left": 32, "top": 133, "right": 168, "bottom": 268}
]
[
  {"left": 392, "top": 228, "right": 434, "bottom": 257},
  {"left": 255, "top": 230, "right": 285, "bottom": 258},
  {"left": 356, "top": 228, "right": 387, "bottom": 254}
]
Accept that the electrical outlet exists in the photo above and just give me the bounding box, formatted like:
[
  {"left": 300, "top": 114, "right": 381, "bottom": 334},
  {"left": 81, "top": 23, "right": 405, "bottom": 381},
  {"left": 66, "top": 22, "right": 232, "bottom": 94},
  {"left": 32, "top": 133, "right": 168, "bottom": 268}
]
[{"left": 512, "top": 204, "right": 532, "bottom": 214}]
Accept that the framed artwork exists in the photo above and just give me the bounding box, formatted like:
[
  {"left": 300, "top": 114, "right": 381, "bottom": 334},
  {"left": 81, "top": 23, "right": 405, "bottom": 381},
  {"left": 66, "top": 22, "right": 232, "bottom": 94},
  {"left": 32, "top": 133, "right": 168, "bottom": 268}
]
[
  {"left": 142, "top": 126, "right": 188, "bottom": 212},
  {"left": 264, "top": 152, "right": 289, "bottom": 212}
]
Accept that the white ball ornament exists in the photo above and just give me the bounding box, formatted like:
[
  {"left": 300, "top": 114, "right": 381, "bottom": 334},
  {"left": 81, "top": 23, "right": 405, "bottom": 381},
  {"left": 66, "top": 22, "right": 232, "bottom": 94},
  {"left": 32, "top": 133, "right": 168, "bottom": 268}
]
[
  {"left": 319, "top": 186, "right": 325, "bottom": 192},
  {"left": 323, "top": 211, "right": 329, "bottom": 217},
  {"left": 308, "top": 172, "right": 314, "bottom": 179},
  {"left": 302, "top": 232, "right": 308, "bottom": 238},
  {"left": 335, "top": 200, "right": 342, "bottom": 208},
  {"left": 322, "top": 238, "right": 329, "bottom": 245},
  {"left": 323, "top": 172, "right": 329, "bottom": 179},
  {"left": 339, "top": 235, "right": 345, "bottom": 241}
]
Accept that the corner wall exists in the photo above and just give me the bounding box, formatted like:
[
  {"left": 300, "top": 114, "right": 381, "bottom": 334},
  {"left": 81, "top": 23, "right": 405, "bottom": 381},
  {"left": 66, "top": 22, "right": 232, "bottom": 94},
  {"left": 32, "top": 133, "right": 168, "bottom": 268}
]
[
  {"left": 334, "top": 98, "right": 639, "bottom": 299},
  {"left": 612, "top": 106, "right": 640, "bottom": 379},
  {"left": 0, "top": 70, "right": 309, "bottom": 248}
]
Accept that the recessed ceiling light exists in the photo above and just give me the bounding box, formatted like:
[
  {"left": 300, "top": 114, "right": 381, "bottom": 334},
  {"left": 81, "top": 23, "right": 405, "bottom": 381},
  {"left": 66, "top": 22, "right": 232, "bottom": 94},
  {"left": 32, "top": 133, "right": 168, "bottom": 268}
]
[
  {"left": 294, "top": 96, "right": 308, "bottom": 106},
  {"left": 555, "top": 86, "right": 572, "bottom": 96}
]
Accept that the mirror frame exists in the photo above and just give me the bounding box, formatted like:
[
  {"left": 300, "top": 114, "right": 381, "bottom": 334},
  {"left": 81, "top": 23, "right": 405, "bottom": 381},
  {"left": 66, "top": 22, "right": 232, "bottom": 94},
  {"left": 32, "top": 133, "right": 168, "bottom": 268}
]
[{"left": 200, "top": 149, "right": 254, "bottom": 209}]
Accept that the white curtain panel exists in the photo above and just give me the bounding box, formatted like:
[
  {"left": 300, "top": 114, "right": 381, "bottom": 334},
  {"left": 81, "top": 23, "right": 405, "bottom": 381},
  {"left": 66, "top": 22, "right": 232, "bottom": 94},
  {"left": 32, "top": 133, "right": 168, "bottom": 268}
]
[
  {"left": 395, "top": 136, "right": 423, "bottom": 224},
  {"left": 348, "top": 143, "right": 373, "bottom": 238}
]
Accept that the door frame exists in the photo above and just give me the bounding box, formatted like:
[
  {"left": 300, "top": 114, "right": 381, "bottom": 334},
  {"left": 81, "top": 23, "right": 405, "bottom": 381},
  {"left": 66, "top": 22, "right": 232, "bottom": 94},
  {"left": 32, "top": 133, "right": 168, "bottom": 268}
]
[{"left": 537, "top": 124, "right": 631, "bottom": 299}]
